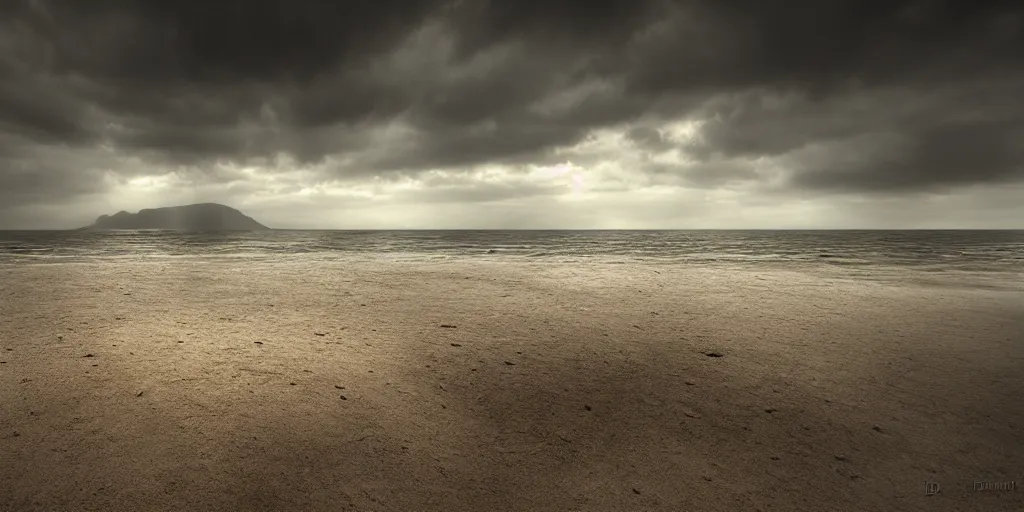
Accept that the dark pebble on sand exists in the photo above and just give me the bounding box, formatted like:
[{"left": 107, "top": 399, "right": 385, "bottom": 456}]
[
  {"left": 504, "top": 361, "right": 516, "bottom": 365},
  {"left": 136, "top": 391, "right": 143, "bottom": 397},
  {"left": 872, "top": 425, "right": 883, "bottom": 432},
  {"left": 450, "top": 343, "right": 462, "bottom": 347},
  {"left": 254, "top": 341, "right": 263, "bottom": 345},
  {"left": 83, "top": 354, "right": 94, "bottom": 358},
  {"left": 290, "top": 382, "right": 296, "bottom": 386},
  {"left": 12, "top": 431, "right": 20, "bottom": 437},
  {"left": 440, "top": 324, "right": 457, "bottom": 328},
  {"left": 765, "top": 408, "right": 777, "bottom": 414},
  {"left": 834, "top": 454, "right": 847, "bottom": 461},
  {"left": 771, "top": 456, "right": 781, "bottom": 461},
  {"left": 335, "top": 385, "right": 345, "bottom": 390},
  {"left": 632, "top": 488, "right": 641, "bottom": 495},
  {"left": 339, "top": 395, "right": 348, "bottom": 400},
  {"left": 704, "top": 351, "right": 724, "bottom": 358},
  {"left": 314, "top": 332, "right": 326, "bottom": 336},
  {"left": 177, "top": 340, "right": 184, "bottom": 343},
  {"left": 584, "top": 404, "right": 592, "bottom": 411}
]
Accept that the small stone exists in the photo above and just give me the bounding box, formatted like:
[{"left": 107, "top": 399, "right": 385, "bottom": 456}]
[
  {"left": 584, "top": 404, "right": 592, "bottom": 411},
  {"left": 834, "top": 454, "right": 847, "bottom": 461},
  {"left": 253, "top": 341, "right": 263, "bottom": 345},
  {"left": 339, "top": 395, "right": 348, "bottom": 400},
  {"left": 450, "top": 343, "right": 462, "bottom": 347},
  {"left": 704, "top": 351, "right": 724, "bottom": 358},
  {"left": 632, "top": 488, "right": 641, "bottom": 495},
  {"left": 771, "top": 456, "right": 780, "bottom": 461},
  {"left": 136, "top": 391, "right": 143, "bottom": 397},
  {"left": 289, "top": 382, "right": 296, "bottom": 386},
  {"left": 83, "top": 354, "right": 94, "bottom": 358},
  {"left": 504, "top": 361, "right": 516, "bottom": 366},
  {"left": 440, "top": 324, "right": 457, "bottom": 328},
  {"left": 12, "top": 431, "right": 20, "bottom": 437},
  {"left": 334, "top": 385, "right": 345, "bottom": 390},
  {"left": 872, "top": 425, "right": 883, "bottom": 433},
  {"left": 764, "top": 408, "right": 777, "bottom": 414},
  {"left": 314, "top": 332, "right": 326, "bottom": 336},
  {"left": 177, "top": 340, "right": 184, "bottom": 344}
]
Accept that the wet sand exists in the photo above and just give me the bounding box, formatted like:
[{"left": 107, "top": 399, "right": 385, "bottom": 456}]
[{"left": 1, "top": 261, "right": 1022, "bottom": 511}]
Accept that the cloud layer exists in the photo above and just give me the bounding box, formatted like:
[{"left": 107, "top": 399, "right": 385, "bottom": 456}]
[{"left": 1, "top": 0, "right": 1022, "bottom": 227}]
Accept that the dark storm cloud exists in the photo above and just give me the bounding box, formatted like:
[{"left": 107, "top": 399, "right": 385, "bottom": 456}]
[{"left": 1, "top": 0, "right": 1023, "bottom": 207}]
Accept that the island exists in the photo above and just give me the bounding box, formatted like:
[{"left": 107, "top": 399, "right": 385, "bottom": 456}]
[{"left": 82, "top": 203, "right": 270, "bottom": 231}]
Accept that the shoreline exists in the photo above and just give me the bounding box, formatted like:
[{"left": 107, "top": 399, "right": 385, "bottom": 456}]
[{"left": 1, "top": 260, "right": 1022, "bottom": 511}]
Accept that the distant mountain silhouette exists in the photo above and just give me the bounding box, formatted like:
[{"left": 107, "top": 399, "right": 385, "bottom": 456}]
[{"left": 83, "top": 203, "right": 269, "bottom": 231}]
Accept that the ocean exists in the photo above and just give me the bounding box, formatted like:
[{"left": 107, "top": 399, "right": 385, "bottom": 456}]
[{"left": 0, "top": 230, "right": 1021, "bottom": 289}]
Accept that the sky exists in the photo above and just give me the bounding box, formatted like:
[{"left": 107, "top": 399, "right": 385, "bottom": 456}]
[{"left": 1, "top": 0, "right": 1022, "bottom": 229}]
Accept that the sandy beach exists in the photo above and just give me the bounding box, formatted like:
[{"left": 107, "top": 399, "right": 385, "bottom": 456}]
[{"left": 1, "top": 260, "right": 1021, "bottom": 511}]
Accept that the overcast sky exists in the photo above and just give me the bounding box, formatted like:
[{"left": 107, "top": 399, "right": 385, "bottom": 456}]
[{"left": 1, "top": 0, "right": 1022, "bottom": 229}]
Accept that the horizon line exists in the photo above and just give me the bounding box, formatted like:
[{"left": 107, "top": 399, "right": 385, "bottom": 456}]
[{"left": 3, "top": 227, "right": 1023, "bottom": 232}]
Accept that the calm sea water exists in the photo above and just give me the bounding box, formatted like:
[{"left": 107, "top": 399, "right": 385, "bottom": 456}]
[{"left": 1, "top": 230, "right": 1021, "bottom": 280}]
